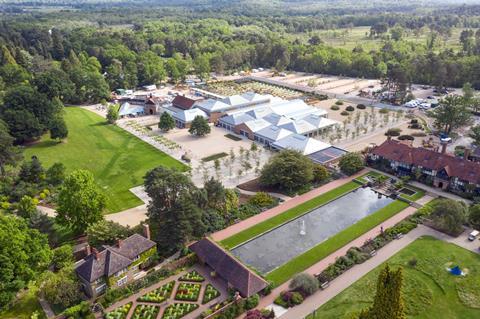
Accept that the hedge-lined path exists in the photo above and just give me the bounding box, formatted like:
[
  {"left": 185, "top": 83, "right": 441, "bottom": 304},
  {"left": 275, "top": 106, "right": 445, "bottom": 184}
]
[
  {"left": 103, "top": 264, "right": 227, "bottom": 319},
  {"left": 211, "top": 169, "right": 370, "bottom": 243},
  {"left": 276, "top": 223, "right": 478, "bottom": 319},
  {"left": 254, "top": 194, "right": 434, "bottom": 315}
]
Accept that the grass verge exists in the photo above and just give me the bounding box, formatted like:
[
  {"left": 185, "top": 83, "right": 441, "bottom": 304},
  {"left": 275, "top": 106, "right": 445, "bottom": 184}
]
[
  {"left": 224, "top": 134, "right": 242, "bottom": 141},
  {"left": 265, "top": 200, "right": 410, "bottom": 285},
  {"left": 201, "top": 152, "right": 228, "bottom": 162}
]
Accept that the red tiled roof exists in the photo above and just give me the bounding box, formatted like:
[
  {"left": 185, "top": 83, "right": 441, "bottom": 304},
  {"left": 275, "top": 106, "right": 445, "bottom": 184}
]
[
  {"left": 172, "top": 95, "right": 197, "bottom": 110},
  {"left": 371, "top": 140, "right": 480, "bottom": 184},
  {"left": 189, "top": 238, "right": 268, "bottom": 297}
]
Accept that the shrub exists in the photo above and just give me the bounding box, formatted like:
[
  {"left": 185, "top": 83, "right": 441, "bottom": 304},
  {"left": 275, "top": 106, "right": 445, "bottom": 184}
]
[
  {"left": 410, "top": 119, "right": 418, "bottom": 124},
  {"left": 346, "top": 247, "right": 370, "bottom": 264},
  {"left": 62, "top": 301, "right": 94, "bottom": 319},
  {"left": 248, "top": 192, "right": 275, "bottom": 208},
  {"left": 244, "top": 310, "right": 263, "bottom": 319},
  {"left": 330, "top": 105, "right": 340, "bottom": 111},
  {"left": 379, "top": 108, "right": 389, "bottom": 114},
  {"left": 335, "top": 100, "right": 344, "bottom": 105},
  {"left": 385, "top": 128, "right": 401, "bottom": 136},
  {"left": 398, "top": 135, "right": 414, "bottom": 141},
  {"left": 245, "top": 294, "right": 259, "bottom": 310},
  {"left": 411, "top": 132, "right": 427, "bottom": 137},
  {"left": 312, "top": 164, "right": 330, "bottom": 183},
  {"left": 340, "top": 111, "right": 349, "bottom": 116},
  {"left": 408, "top": 258, "right": 418, "bottom": 268},
  {"left": 357, "top": 104, "right": 366, "bottom": 109},
  {"left": 262, "top": 281, "right": 274, "bottom": 296},
  {"left": 289, "top": 273, "right": 319, "bottom": 296},
  {"left": 339, "top": 153, "right": 364, "bottom": 176},
  {"left": 346, "top": 105, "right": 355, "bottom": 112},
  {"left": 274, "top": 291, "right": 304, "bottom": 308}
]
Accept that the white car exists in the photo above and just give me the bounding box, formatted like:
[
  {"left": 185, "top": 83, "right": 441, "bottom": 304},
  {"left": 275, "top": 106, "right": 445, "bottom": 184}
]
[
  {"left": 404, "top": 101, "right": 418, "bottom": 108},
  {"left": 419, "top": 103, "right": 431, "bottom": 110}
]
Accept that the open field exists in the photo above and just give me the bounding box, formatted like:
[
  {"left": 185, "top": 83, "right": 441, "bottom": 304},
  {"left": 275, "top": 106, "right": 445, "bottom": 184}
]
[
  {"left": 310, "top": 236, "right": 480, "bottom": 319},
  {"left": 25, "top": 107, "right": 187, "bottom": 213}
]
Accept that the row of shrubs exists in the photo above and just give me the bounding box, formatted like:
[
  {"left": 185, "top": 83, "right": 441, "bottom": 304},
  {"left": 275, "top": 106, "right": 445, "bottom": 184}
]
[{"left": 201, "top": 293, "right": 259, "bottom": 319}]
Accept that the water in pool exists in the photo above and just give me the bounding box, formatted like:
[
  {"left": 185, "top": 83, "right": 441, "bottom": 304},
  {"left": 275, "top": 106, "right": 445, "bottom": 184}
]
[{"left": 231, "top": 187, "right": 393, "bottom": 273}]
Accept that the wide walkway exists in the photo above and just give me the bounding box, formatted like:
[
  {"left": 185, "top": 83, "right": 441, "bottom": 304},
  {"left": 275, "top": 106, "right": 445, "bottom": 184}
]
[
  {"left": 211, "top": 169, "right": 369, "bottom": 242},
  {"left": 255, "top": 194, "right": 434, "bottom": 312},
  {"left": 279, "top": 224, "right": 477, "bottom": 319}
]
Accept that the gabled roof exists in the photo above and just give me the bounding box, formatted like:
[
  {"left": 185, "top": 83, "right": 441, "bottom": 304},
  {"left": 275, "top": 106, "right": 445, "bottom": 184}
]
[
  {"left": 240, "top": 92, "right": 271, "bottom": 104},
  {"left": 195, "top": 99, "right": 231, "bottom": 113},
  {"left": 244, "top": 119, "right": 272, "bottom": 133},
  {"left": 279, "top": 119, "right": 317, "bottom": 135},
  {"left": 263, "top": 113, "right": 293, "bottom": 126},
  {"left": 219, "top": 113, "right": 255, "bottom": 126},
  {"left": 118, "top": 102, "right": 145, "bottom": 116},
  {"left": 221, "top": 94, "right": 249, "bottom": 106},
  {"left": 172, "top": 95, "right": 197, "bottom": 110},
  {"left": 189, "top": 238, "right": 268, "bottom": 297},
  {"left": 172, "top": 108, "right": 208, "bottom": 123},
  {"left": 301, "top": 114, "right": 339, "bottom": 129},
  {"left": 255, "top": 125, "right": 293, "bottom": 142},
  {"left": 75, "top": 234, "right": 156, "bottom": 283},
  {"left": 272, "top": 134, "right": 331, "bottom": 155},
  {"left": 245, "top": 106, "right": 272, "bottom": 119},
  {"left": 371, "top": 139, "right": 480, "bottom": 184}
]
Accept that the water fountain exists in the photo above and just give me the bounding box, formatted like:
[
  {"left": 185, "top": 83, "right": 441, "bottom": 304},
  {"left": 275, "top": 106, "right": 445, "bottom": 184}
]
[{"left": 300, "top": 219, "right": 306, "bottom": 236}]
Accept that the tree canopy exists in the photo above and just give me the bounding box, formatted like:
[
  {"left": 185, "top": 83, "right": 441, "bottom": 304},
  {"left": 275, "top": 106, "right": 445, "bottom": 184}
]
[
  {"left": 188, "top": 116, "right": 211, "bottom": 136},
  {"left": 339, "top": 152, "right": 365, "bottom": 176}
]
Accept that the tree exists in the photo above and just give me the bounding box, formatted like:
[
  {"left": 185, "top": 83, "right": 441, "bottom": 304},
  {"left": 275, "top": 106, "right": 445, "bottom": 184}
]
[
  {"left": 56, "top": 170, "right": 106, "bottom": 234},
  {"left": 188, "top": 115, "right": 210, "bottom": 136},
  {"left": 469, "top": 204, "right": 480, "bottom": 230},
  {"left": 106, "top": 104, "right": 119, "bottom": 124},
  {"left": 463, "top": 82, "right": 474, "bottom": 101},
  {"left": 390, "top": 26, "right": 404, "bottom": 41},
  {"left": 339, "top": 152, "right": 364, "bottom": 176},
  {"left": 468, "top": 125, "right": 480, "bottom": 147},
  {"left": 260, "top": 149, "right": 314, "bottom": 192},
  {"left": 86, "top": 220, "right": 131, "bottom": 247},
  {"left": 0, "top": 119, "right": 22, "bottom": 175},
  {"left": 289, "top": 273, "right": 319, "bottom": 296},
  {"left": 313, "top": 164, "right": 330, "bottom": 183},
  {"left": 358, "top": 264, "right": 406, "bottom": 319},
  {"left": 19, "top": 156, "right": 45, "bottom": 184},
  {"left": 34, "top": 68, "right": 75, "bottom": 102},
  {"left": 194, "top": 54, "right": 211, "bottom": 81},
  {"left": 46, "top": 162, "right": 66, "bottom": 186},
  {"left": 17, "top": 195, "right": 38, "bottom": 218},
  {"left": 427, "top": 96, "right": 473, "bottom": 135},
  {"left": 430, "top": 199, "right": 467, "bottom": 235},
  {"left": 203, "top": 177, "right": 226, "bottom": 210},
  {"left": 0, "top": 213, "right": 51, "bottom": 308},
  {"left": 159, "top": 112, "right": 175, "bottom": 132},
  {"left": 50, "top": 115, "right": 68, "bottom": 141},
  {"left": 308, "top": 35, "right": 323, "bottom": 45},
  {"left": 51, "top": 244, "right": 74, "bottom": 271},
  {"left": 40, "top": 266, "right": 81, "bottom": 309}
]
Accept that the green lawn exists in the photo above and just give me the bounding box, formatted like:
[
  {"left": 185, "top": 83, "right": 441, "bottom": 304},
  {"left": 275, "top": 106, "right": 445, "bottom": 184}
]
[
  {"left": 0, "top": 283, "right": 46, "bottom": 319},
  {"left": 25, "top": 107, "right": 188, "bottom": 213},
  {"left": 309, "top": 237, "right": 480, "bottom": 319},
  {"left": 399, "top": 185, "right": 426, "bottom": 202},
  {"left": 265, "top": 200, "right": 409, "bottom": 285},
  {"left": 220, "top": 180, "right": 362, "bottom": 249}
]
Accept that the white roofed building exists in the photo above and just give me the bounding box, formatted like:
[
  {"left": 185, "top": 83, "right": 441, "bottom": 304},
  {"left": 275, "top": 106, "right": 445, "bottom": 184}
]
[
  {"left": 254, "top": 125, "right": 293, "bottom": 146},
  {"left": 172, "top": 108, "right": 208, "bottom": 128},
  {"left": 272, "top": 134, "right": 331, "bottom": 155}
]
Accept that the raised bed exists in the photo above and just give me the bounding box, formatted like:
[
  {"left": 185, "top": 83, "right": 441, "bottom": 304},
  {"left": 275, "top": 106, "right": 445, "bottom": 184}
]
[
  {"left": 105, "top": 302, "right": 132, "bottom": 319},
  {"left": 137, "top": 281, "right": 175, "bottom": 303},
  {"left": 175, "top": 283, "right": 202, "bottom": 302},
  {"left": 131, "top": 304, "right": 160, "bottom": 319},
  {"left": 162, "top": 303, "right": 199, "bottom": 319},
  {"left": 202, "top": 284, "right": 221, "bottom": 304},
  {"left": 179, "top": 270, "right": 205, "bottom": 282}
]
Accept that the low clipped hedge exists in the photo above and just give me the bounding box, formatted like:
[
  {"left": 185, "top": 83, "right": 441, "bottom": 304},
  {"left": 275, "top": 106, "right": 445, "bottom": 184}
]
[
  {"left": 346, "top": 105, "right": 355, "bottom": 112},
  {"left": 340, "top": 111, "right": 349, "bottom": 116},
  {"left": 356, "top": 104, "right": 366, "bottom": 109},
  {"left": 330, "top": 105, "right": 340, "bottom": 111},
  {"left": 398, "top": 135, "right": 414, "bottom": 141}
]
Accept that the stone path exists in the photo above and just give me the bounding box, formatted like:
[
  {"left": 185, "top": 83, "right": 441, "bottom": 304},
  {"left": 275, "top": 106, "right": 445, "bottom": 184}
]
[
  {"left": 104, "top": 264, "right": 227, "bottom": 319},
  {"left": 278, "top": 224, "right": 478, "bottom": 319},
  {"left": 211, "top": 169, "right": 369, "bottom": 242},
  {"left": 254, "top": 194, "right": 434, "bottom": 313}
]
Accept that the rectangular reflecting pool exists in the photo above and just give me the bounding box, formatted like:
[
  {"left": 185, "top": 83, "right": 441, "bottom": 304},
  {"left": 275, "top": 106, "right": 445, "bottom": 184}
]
[{"left": 231, "top": 187, "right": 393, "bottom": 273}]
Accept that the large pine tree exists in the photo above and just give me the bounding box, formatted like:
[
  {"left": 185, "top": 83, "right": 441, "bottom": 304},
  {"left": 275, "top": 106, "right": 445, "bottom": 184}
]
[{"left": 358, "top": 264, "right": 406, "bottom": 319}]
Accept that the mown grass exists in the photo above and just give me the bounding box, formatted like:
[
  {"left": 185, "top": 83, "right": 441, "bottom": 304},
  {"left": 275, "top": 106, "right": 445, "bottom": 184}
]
[
  {"left": 309, "top": 236, "right": 480, "bottom": 319},
  {"left": 201, "top": 152, "right": 228, "bottom": 162},
  {"left": 265, "top": 200, "right": 410, "bottom": 285},
  {"left": 220, "top": 180, "right": 362, "bottom": 249},
  {"left": 25, "top": 107, "right": 188, "bottom": 213},
  {"left": 399, "top": 185, "right": 426, "bottom": 202}
]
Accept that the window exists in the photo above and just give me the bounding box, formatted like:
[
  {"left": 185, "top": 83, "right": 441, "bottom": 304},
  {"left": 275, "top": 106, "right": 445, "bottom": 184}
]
[
  {"left": 133, "top": 255, "right": 140, "bottom": 262},
  {"left": 115, "top": 268, "right": 127, "bottom": 277},
  {"left": 95, "top": 284, "right": 107, "bottom": 293},
  {"left": 131, "top": 264, "right": 139, "bottom": 272},
  {"left": 117, "top": 276, "right": 128, "bottom": 287}
]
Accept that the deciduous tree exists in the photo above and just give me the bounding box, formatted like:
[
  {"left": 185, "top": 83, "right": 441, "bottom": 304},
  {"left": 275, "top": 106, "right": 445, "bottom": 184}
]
[{"left": 188, "top": 115, "right": 210, "bottom": 136}]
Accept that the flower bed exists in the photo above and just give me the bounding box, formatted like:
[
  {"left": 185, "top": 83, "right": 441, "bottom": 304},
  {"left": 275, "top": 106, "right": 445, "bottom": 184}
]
[
  {"left": 105, "top": 302, "right": 132, "bottom": 319},
  {"left": 162, "top": 303, "right": 199, "bottom": 319},
  {"left": 137, "top": 281, "right": 175, "bottom": 303},
  {"left": 131, "top": 304, "right": 160, "bottom": 319},
  {"left": 179, "top": 270, "right": 205, "bottom": 282},
  {"left": 202, "top": 284, "right": 221, "bottom": 304},
  {"left": 175, "top": 283, "right": 202, "bottom": 301}
]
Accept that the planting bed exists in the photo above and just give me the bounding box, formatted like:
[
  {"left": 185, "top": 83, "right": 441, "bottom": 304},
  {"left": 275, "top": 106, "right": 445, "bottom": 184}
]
[
  {"left": 162, "top": 303, "right": 199, "bottom": 319},
  {"left": 175, "top": 283, "right": 202, "bottom": 302},
  {"left": 202, "top": 284, "right": 221, "bottom": 304},
  {"left": 105, "top": 302, "right": 132, "bottom": 319},
  {"left": 137, "top": 281, "right": 175, "bottom": 303},
  {"left": 131, "top": 304, "right": 160, "bottom": 319},
  {"left": 179, "top": 270, "right": 205, "bottom": 282}
]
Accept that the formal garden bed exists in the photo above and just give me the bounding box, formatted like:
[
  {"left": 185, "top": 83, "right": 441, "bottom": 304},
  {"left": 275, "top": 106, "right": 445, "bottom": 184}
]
[
  {"left": 131, "top": 304, "right": 160, "bottom": 319},
  {"left": 105, "top": 302, "right": 132, "bottom": 319},
  {"left": 162, "top": 303, "right": 199, "bottom": 319},
  {"left": 179, "top": 270, "right": 205, "bottom": 282},
  {"left": 175, "top": 283, "right": 202, "bottom": 302},
  {"left": 137, "top": 281, "right": 175, "bottom": 303},
  {"left": 202, "top": 284, "right": 221, "bottom": 304}
]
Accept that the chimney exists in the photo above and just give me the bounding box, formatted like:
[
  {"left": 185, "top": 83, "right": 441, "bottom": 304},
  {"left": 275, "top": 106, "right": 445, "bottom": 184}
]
[
  {"left": 117, "top": 239, "right": 123, "bottom": 248},
  {"left": 85, "top": 244, "right": 91, "bottom": 256},
  {"left": 464, "top": 148, "right": 471, "bottom": 160},
  {"left": 92, "top": 248, "right": 99, "bottom": 260},
  {"left": 143, "top": 224, "right": 151, "bottom": 240},
  {"left": 387, "top": 135, "right": 392, "bottom": 141},
  {"left": 441, "top": 142, "right": 447, "bottom": 154}
]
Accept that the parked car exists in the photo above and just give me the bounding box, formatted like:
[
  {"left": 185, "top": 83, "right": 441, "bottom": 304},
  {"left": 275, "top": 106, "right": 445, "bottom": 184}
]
[
  {"left": 419, "top": 103, "right": 431, "bottom": 110},
  {"left": 404, "top": 101, "right": 418, "bottom": 108},
  {"left": 468, "top": 230, "right": 479, "bottom": 241}
]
